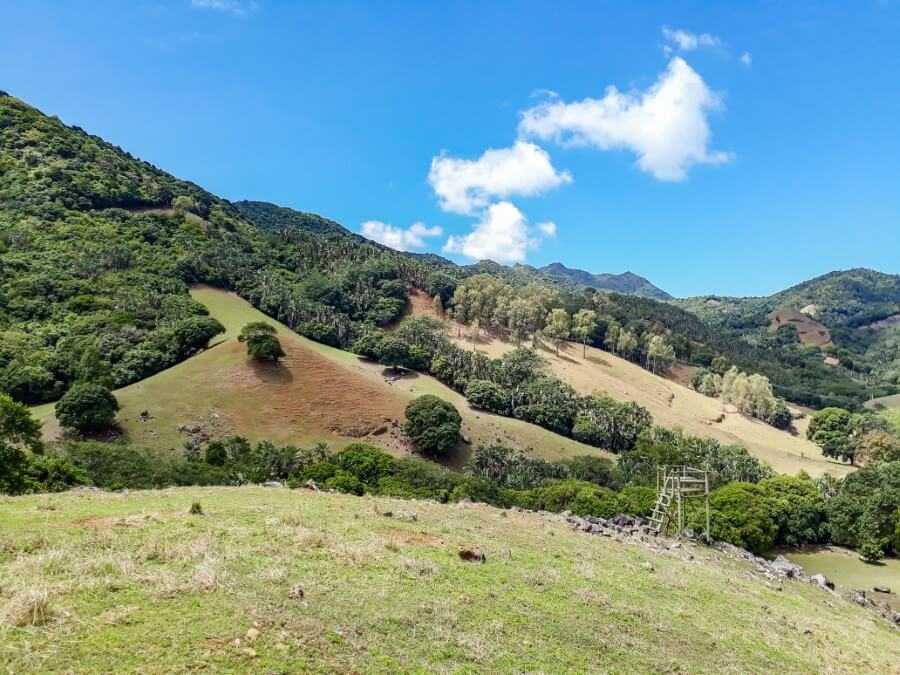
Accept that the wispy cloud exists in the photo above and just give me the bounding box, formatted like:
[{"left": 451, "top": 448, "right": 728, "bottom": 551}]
[
  {"left": 190, "top": 0, "right": 258, "bottom": 16},
  {"left": 428, "top": 140, "right": 572, "bottom": 215},
  {"left": 661, "top": 26, "right": 722, "bottom": 54},
  {"left": 519, "top": 57, "right": 732, "bottom": 181},
  {"left": 740, "top": 51, "right": 753, "bottom": 67},
  {"left": 360, "top": 220, "right": 442, "bottom": 252}
]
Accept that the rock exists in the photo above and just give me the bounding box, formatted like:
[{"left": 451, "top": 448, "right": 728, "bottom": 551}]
[
  {"left": 770, "top": 555, "right": 803, "bottom": 579},
  {"left": 304, "top": 479, "right": 320, "bottom": 491},
  {"left": 138, "top": 410, "right": 152, "bottom": 422},
  {"left": 371, "top": 425, "right": 388, "bottom": 436},
  {"left": 852, "top": 590, "right": 868, "bottom": 606},
  {"left": 458, "top": 549, "right": 486, "bottom": 563},
  {"left": 245, "top": 627, "right": 260, "bottom": 641},
  {"left": 395, "top": 511, "right": 418, "bottom": 522},
  {"left": 873, "top": 585, "right": 892, "bottom": 594},
  {"left": 810, "top": 574, "right": 835, "bottom": 591},
  {"left": 288, "top": 585, "right": 304, "bottom": 600},
  {"left": 262, "top": 481, "right": 283, "bottom": 488}
]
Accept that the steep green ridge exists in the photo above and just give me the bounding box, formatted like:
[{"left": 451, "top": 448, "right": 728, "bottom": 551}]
[{"left": 1, "top": 486, "right": 897, "bottom": 673}]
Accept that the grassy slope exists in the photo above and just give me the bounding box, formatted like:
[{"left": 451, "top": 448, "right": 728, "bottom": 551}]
[
  {"left": 1, "top": 487, "right": 897, "bottom": 673},
  {"left": 428, "top": 306, "right": 849, "bottom": 477},
  {"left": 34, "top": 287, "right": 607, "bottom": 464}
]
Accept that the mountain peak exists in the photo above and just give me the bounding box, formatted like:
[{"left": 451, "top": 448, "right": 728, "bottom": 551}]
[{"left": 537, "top": 263, "right": 671, "bottom": 300}]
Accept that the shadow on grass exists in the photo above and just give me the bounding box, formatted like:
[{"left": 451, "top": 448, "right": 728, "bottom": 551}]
[{"left": 249, "top": 359, "right": 294, "bottom": 384}]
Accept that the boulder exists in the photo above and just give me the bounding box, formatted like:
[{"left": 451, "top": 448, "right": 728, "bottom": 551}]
[
  {"left": 810, "top": 574, "right": 834, "bottom": 591},
  {"left": 770, "top": 555, "right": 803, "bottom": 579}
]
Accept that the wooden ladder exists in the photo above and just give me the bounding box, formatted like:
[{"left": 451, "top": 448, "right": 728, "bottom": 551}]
[{"left": 649, "top": 474, "right": 674, "bottom": 535}]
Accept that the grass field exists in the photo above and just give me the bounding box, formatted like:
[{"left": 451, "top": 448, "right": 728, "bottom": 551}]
[
  {"left": 435, "top": 316, "right": 849, "bottom": 478},
  {"left": 1, "top": 486, "right": 897, "bottom": 673},
  {"left": 33, "top": 287, "right": 607, "bottom": 465},
  {"left": 785, "top": 548, "right": 900, "bottom": 612}
]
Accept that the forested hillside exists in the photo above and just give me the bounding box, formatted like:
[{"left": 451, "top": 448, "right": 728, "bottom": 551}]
[{"left": 678, "top": 269, "right": 900, "bottom": 400}]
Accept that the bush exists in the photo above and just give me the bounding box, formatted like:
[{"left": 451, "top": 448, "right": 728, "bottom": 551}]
[
  {"left": 563, "top": 455, "right": 619, "bottom": 488},
  {"left": 325, "top": 470, "right": 365, "bottom": 495},
  {"left": 24, "top": 455, "right": 88, "bottom": 493},
  {"left": 696, "top": 482, "right": 778, "bottom": 554},
  {"left": 55, "top": 383, "right": 119, "bottom": 433},
  {"left": 465, "top": 444, "right": 567, "bottom": 489},
  {"left": 464, "top": 379, "right": 510, "bottom": 414},
  {"left": 618, "top": 485, "right": 656, "bottom": 518},
  {"left": 759, "top": 474, "right": 828, "bottom": 546},
  {"left": 238, "top": 322, "right": 285, "bottom": 362},
  {"left": 403, "top": 395, "right": 461, "bottom": 457},
  {"left": 332, "top": 444, "right": 395, "bottom": 486},
  {"left": 858, "top": 539, "right": 885, "bottom": 564}
]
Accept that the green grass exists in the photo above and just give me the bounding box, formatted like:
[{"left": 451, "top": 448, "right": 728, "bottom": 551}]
[
  {"left": 785, "top": 548, "right": 900, "bottom": 611},
  {"left": 1, "top": 487, "right": 898, "bottom": 673},
  {"left": 32, "top": 286, "right": 607, "bottom": 464}
]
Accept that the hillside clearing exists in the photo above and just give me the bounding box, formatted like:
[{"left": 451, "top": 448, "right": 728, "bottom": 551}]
[
  {"left": 1, "top": 486, "right": 897, "bottom": 673},
  {"left": 432, "top": 316, "right": 849, "bottom": 478},
  {"left": 33, "top": 287, "right": 606, "bottom": 464}
]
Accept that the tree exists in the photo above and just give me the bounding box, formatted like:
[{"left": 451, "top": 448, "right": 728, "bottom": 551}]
[
  {"left": 572, "top": 309, "right": 598, "bottom": 357},
  {"left": 464, "top": 379, "right": 511, "bottom": 414},
  {"left": 403, "top": 395, "right": 462, "bottom": 457},
  {"left": 806, "top": 407, "right": 855, "bottom": 463},
  {"left": 616, "top": 330, "right": 639, "bottom": 360},
  {"left": 55, "top": 383, "right": 119, "bottom": 433},
  {"left": 646, "top": 335, "right": 675, "bottom": 374},
  {"left": 543, "top": 309, "right": 570, "bottom": 355},
  {"left": 694, "top": 482, "right": 778, "bottom": 554},
  {"left": 238, "top": 322, "right": 285, "bottom": 362},
  {"left": 0, "top": 394, "right": 43, "bottom": 495}
]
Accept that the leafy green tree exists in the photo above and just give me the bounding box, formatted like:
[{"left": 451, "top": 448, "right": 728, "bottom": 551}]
[
  {"left": 646, "top": 334, "right": 675, "bottom": 374},
  {"left": 0, "top": 394, "right": 43, "bottom": 494},
  {"left": 55, "top": 383, "right": 119, "bottom": 433},
  {"left": 403, "top": 395, "right": 462, "bottom": 457},
  {"left": 238, "top": 322, "right": 285, "bottom": 362},
  {"left": 464, "top": 379, "right": 511, "bottom": 414},
  {"left": 572, "top": 309, "right": 598, "bottom": 357},
  {"left": 694, "top": 482, "right": 778, "bottom": 554},
  {"left": 543, "top": 308, "right": 571, "bottom": 355},
  {"left": 806, "top": 407, "right": 855, "bottom": 463},
  {"left": 759, "top": 474, "right": 828, "bottom": 546}
]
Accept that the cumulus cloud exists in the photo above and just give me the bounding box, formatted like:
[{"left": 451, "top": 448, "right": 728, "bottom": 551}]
[
  {"left": 740, "top": 51, "right": 753, "bottom": 67},
  {"left": 518, "top": 57, "right": 732, "bottom": 181},
  {"left": 191, "top": 0, "right": 258, "bottom": 15},
  {"left": 443, "top": 201, "right": 554, "bottom": 263},
  {"left": 360, "top": 220, "right": 442, "bottom": 251},
  {"left": 662, "top": 26, "right": 721, "bottom": 53},
  {"left": 428, "top": 141, "right": 572, "bottom": 215}
]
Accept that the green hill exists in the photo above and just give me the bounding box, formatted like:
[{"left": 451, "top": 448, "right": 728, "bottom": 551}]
[{"left": 1, "top": 486, "right": 897, "bottom": 673}]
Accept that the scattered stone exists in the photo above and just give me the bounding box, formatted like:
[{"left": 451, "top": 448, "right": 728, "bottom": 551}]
[
  {"left": 288, "top": 585, "right": 305, "bottom": 600},
  {"left": 395, "top": 511, "right": 418, "bottom": 523},
  {"left": 873, "top": 585, "right": 891, "bottom": 594},
  {"left": 371, "top": 425, "right": 388, "bottom": 436},
  {"left": 262, "top": 481, "right": 283, "bottom": 488},
  {"left": 770, "top": 555, "right": 803, "bottom": 579},
  {"left": 810, "top": 574, "right": 835, "bottom": 591},
  {"left": 304, "top": 480, "right": 320, "bottom": 492},
  {"left": 459, "top": 549, "right": 486, "bottom": 563}
]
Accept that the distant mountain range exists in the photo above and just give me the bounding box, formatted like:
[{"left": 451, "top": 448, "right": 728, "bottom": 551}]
[{"left": 533, "top": 262, "right": 672, "bottom": 300}]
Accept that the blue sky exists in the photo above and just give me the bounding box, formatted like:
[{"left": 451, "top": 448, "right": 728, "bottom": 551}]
[{"left": 2, "top": 1, "right": 899, "bottom": 297}]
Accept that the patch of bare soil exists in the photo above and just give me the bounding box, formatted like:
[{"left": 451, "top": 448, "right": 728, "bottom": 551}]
[{"left": 768, "top": 309, "right": 831, "bottom": 346}]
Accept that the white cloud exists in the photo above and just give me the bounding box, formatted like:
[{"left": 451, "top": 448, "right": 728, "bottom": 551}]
[
  {"left": 740, "top": 51, "right": 753, "bottom": 67},
  {"left": 518, "top": 57, "right": 732, "bottom": 181},
  {"left": 360, "top": 220, "right": 442, "bottom": 252},
  {"left": 442, "top": 201, "right": 554, "bottom": 264},
  {"left": 662, "top": 26, "right": 721, "bottom": 52},
  {"left": 537, "top": 221, "right": 557, "bottom": 237},
  {"left": 428, "top": 141, "right": 572, "bottom": 215},
  {"left": 190, "top": 0, "right": 258, "bottom": 16}
]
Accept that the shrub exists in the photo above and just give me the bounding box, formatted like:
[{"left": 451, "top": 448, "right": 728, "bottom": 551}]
[
  {"left": 238, "top": 322, "right": 285, "bottom": 362},
  {"left": 618, "top": 485, "right": 656, "bottom": 518},
  {"left": 563, "top": 455, "right": 619, "bottom": 488},
  {"left": 325, "top": 470, "right": 365, "bottom": 495},
  {"left": 465, "top": 444, "right": 566, "bottom": 489},
  {"left": 449, "top": 476, "right": 501, "bottom": 504},
  {"left": 332, "top": 444, "right": 395, "bottom": 486},
  {"left": 24, "top": 455, "right": 88, "bottom": 493},
  {"left": 464, "top": 379, "right": 510, "bottom": 414},
  {"left": 695, "top": 482, "right": 778, "bottom": 554},
  {"left": 858, "top": 539, "right": 884, "bottom": 564},
  {"left": 759, "top": 474, "right": 828, "bottom": 546},
  {"left": 55, "top": 383, "right": 119, "bottom": 433},
  {"left": 403, "top": 395, "right": 461, "bottom": 457}
]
